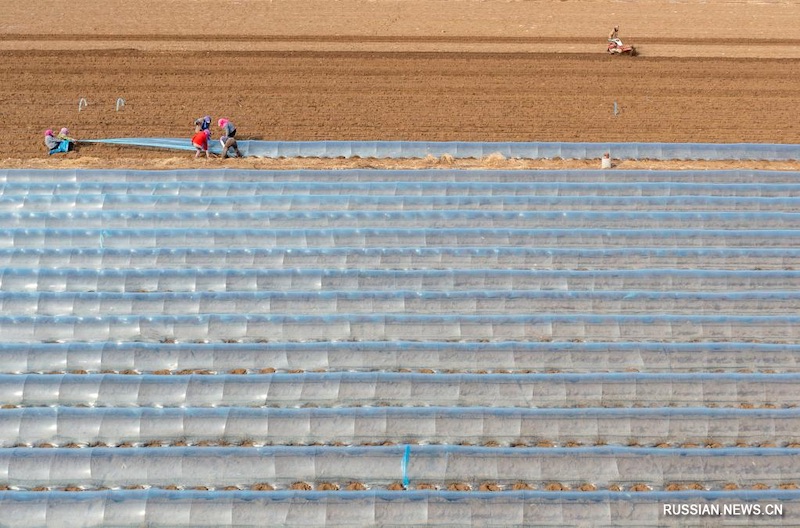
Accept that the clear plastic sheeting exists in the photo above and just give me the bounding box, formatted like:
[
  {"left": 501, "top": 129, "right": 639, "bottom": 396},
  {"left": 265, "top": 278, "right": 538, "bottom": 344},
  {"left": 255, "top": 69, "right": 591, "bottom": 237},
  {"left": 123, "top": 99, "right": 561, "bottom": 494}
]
[
  {"left": 6, "top": 194, "right": 800, "bottom": 213},
  {"left": 1, "top": 290, "right": 799, "bottom": 317},
  {"left": 2, "top": 373, "right": 798, "bottom": 408},
  {"left": 0, "top": 247, "right": 797, "bottom": 271},
  {"left": 81, "top": 139, "right": 800, "bottom": 161},
  {"left": 3, "top": 228, "right": 800, "bottom": 250},
  {"left": 1, "top": 490, "right": 799, "bottom": 528},
  {"left": 0, "top": 341, "right": 799, "bottom": 375},
  {"left": 3, "top": 168, "right": 800, "bottom": 184},
  {"left": 0, "top": 314, "right": 796, "bottom": 343},
  {"left": 1, "top": 166, "right": 799, "bottom": 520},
  {"left": 4, "top": 181, "right": 800, "bottom": 198},
  {"left": 3, "top": 268, "right": 800, "bottom": 293},
  {"left": 1, "top": 407, "right": 799, "bottom": 447},
  {"left": 5, "top": 210, "right": 800, "bottom": 230},
  {"left": 0, "top": 446, "right": 798, "bottom": 489}
]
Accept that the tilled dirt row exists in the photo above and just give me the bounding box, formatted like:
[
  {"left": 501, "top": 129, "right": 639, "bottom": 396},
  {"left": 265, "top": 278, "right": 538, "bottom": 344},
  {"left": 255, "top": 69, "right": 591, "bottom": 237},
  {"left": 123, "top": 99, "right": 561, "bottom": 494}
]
[{"left": 4, "top": 50, "right": 800, "bottom": 162}]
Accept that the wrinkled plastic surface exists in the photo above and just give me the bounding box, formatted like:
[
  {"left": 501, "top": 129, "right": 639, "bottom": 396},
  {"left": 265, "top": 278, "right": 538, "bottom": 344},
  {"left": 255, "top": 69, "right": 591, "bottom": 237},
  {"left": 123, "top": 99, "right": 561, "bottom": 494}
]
[
  {"left": 6, "top": 210, "right": 800, "bottom": 230},
  {"left": 3, "top": 180, "right": 800, "bottom": 197},
  {"left": 2, "top": 268, "right": 800, "bottom": 292},
  {"left": 0, "top": 290, "right": 798, "bottom": 316},
  {"left": 0, "top": 490, "right": 798, "bottom": 528},
  {"left": 2, "top": 168, "right": 800, "bottom": 183},
  {"left": 2, "top": 373, "right": 798, "bottom": 408},
  {"left": 80, "top": 139, "right": 800, "bottom": 161},
  {"left": 6, "top": 194, "right": 800, "bottom": 213},
  {"left": 0, "top": 247, "right": 797, "bottom": 270},
  {"left": 0, "top": 407, "right": 798, "bottom": 447},
  {"left": 0, "top": 341, "right": 798, "bottom": 374},
  {"left": 0, "top": 314, "right": 795, "bottom": 342},
  {"left": 0, "top": 446, "right": 798, "bottom": 489},
  {"left": 0, "top": 166, "right": 798, "bottom": 524},
  {"left": 3, "top": 228, "right": 800, "bottom": 250}
]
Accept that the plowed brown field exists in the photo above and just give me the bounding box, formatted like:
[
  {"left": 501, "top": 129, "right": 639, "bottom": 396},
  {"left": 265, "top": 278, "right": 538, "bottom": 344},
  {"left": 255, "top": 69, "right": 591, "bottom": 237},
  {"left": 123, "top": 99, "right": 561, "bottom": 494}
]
[{"left": 4, "top": 0, "right": 800, "bottom": 167}]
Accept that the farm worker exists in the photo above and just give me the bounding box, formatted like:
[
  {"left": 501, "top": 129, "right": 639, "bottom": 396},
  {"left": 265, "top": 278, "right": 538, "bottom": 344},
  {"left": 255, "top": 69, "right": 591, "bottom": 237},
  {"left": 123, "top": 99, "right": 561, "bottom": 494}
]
[
  {"left": 192, "top": 129, "right": 212, "bottom": 159},
  {"left": 608, "top": 26, "right": 619, "bottom": 41},
  {"left": 194, "top": 115, "right": 212, "bottom": 134},
  {"left": 218, "top": 118, "right": 243, "bottom": 158},
  {"left": 56, "top": 127, "right": 76, "bottom": 151},
  {"left": 44, "top": 129, "right": 67, "bottom": 155},
  {"left": 57, "top": 127, "right": 75, "bottom": 142}
]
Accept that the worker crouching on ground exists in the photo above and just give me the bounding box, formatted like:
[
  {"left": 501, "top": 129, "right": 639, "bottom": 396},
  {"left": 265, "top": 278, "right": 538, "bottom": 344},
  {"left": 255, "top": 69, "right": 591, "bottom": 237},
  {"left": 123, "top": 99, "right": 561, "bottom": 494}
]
[
  {"left": 218, "top": 118, "right": 243, "bottom": 158},
  {"left": 57, "top": 127, "right": 75, "bottom": 143},
  {"left": 44, "top": 129, "right": 69, "bottom": 155},
  {"left": 192, "top": 129, "right": 213, "bottom": 159},
  {"left": 195, "top": 115, "right": 212, "bottom": 134},
  {"left": 57, "top": 128, "right": 77, "bottom": 151}
]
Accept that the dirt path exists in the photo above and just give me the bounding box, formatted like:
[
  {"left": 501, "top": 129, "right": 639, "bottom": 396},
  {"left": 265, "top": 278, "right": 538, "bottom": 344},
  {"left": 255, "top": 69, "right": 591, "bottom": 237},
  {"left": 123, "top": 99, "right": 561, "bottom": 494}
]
[
  {"left": 5, "top": 0, "right": 800, "bottom": 44},
  {"left": 7, "top": 154, "right": 800, "bottom": 172}
]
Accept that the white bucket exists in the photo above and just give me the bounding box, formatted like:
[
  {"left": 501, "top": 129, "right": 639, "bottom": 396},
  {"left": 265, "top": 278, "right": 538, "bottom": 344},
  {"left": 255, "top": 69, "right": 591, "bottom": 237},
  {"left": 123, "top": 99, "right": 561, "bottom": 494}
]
[{"left": 601, "top": 156, "right": 612, "bottom": 169}]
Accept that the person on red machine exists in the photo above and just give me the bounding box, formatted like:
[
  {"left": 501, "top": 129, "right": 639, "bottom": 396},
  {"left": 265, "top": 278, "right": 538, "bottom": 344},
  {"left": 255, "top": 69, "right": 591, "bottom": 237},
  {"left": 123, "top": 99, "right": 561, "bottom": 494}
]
[{"left": 607, "top": 25, "right": 634, "bottom": 54}]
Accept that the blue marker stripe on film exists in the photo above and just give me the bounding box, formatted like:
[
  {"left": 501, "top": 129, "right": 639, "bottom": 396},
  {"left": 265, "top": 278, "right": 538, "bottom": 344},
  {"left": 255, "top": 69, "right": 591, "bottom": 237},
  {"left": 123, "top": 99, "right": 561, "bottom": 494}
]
[{"left": 402, "top": 445, "right": 411, "bottom": 488}]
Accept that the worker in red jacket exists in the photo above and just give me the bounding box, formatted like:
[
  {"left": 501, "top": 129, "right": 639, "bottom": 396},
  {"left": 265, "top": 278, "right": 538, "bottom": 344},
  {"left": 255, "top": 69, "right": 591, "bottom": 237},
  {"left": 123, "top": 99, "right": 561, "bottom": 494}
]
[{"left": 192, "top": 129, "right": 212, "bottom": 159}]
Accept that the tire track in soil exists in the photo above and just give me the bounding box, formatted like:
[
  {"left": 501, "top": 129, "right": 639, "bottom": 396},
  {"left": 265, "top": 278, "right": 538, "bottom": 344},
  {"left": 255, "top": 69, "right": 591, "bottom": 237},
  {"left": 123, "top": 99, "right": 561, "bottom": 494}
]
[{"left": 4, "top": 35, "right": 800, "bottom": 46}]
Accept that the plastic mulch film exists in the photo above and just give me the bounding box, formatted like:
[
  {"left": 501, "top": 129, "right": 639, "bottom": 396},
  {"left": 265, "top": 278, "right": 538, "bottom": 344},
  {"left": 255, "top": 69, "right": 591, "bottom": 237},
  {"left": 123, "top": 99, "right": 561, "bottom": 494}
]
[
  {"left": 7, "top": 181, "right": 800, "bottom": 199},
  {"left": 3, "top": 269, "right": 800, "bottom": 293},
  {"left": 0, "top": 446, "right": 799, "bottom": 489},
  {"left": 0, "top": 341, "right": 798, "bottom": 374},
  {"left": 0, "top": 314, "right": 796, "bottom": 342},
  {"left": 2, "top": 373, "right": 799, "bottom": 408},
  {"left": 1, "top": 407, "right": 799, "bottom": 447},
  {"left": 0, "top": 247, "right": 797, "bottom": 271},
  {"left": 3, "top": 168, "right": 800, "bottom": 184},
  {"left": 0, "top": 291, "right": 798, "bottom": 316},
  {"left": 3, "top": 211, "right": 800, "bottom": 230},
  {"left": 1, "top": 490, "right": 799, "bottom": 527},
  {"left": 5, "top": 194, "right": 800, "bottom": 213},
  {"left": 3, "top": 181, "right": 800, "bottom": 197},
  {"left": 2, "top": 228, "right": 800, "bottom": 250},
  {"left": 80, "top": 139, "right": 800, "bottom": 161}
]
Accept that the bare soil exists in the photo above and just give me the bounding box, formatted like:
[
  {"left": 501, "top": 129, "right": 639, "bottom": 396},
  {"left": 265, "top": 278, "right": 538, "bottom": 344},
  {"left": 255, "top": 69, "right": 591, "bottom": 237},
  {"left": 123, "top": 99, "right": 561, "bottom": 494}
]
[{"left": 1, "top": 1, "right": 799, "bottom": 168}]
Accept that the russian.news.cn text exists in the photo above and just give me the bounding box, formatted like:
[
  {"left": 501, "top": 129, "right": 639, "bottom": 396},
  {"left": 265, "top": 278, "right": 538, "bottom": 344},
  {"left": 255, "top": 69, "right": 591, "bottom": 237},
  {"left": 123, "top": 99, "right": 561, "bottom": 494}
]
[{"left": 663, "top": 503, "right": 783, "bottom": 518}]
